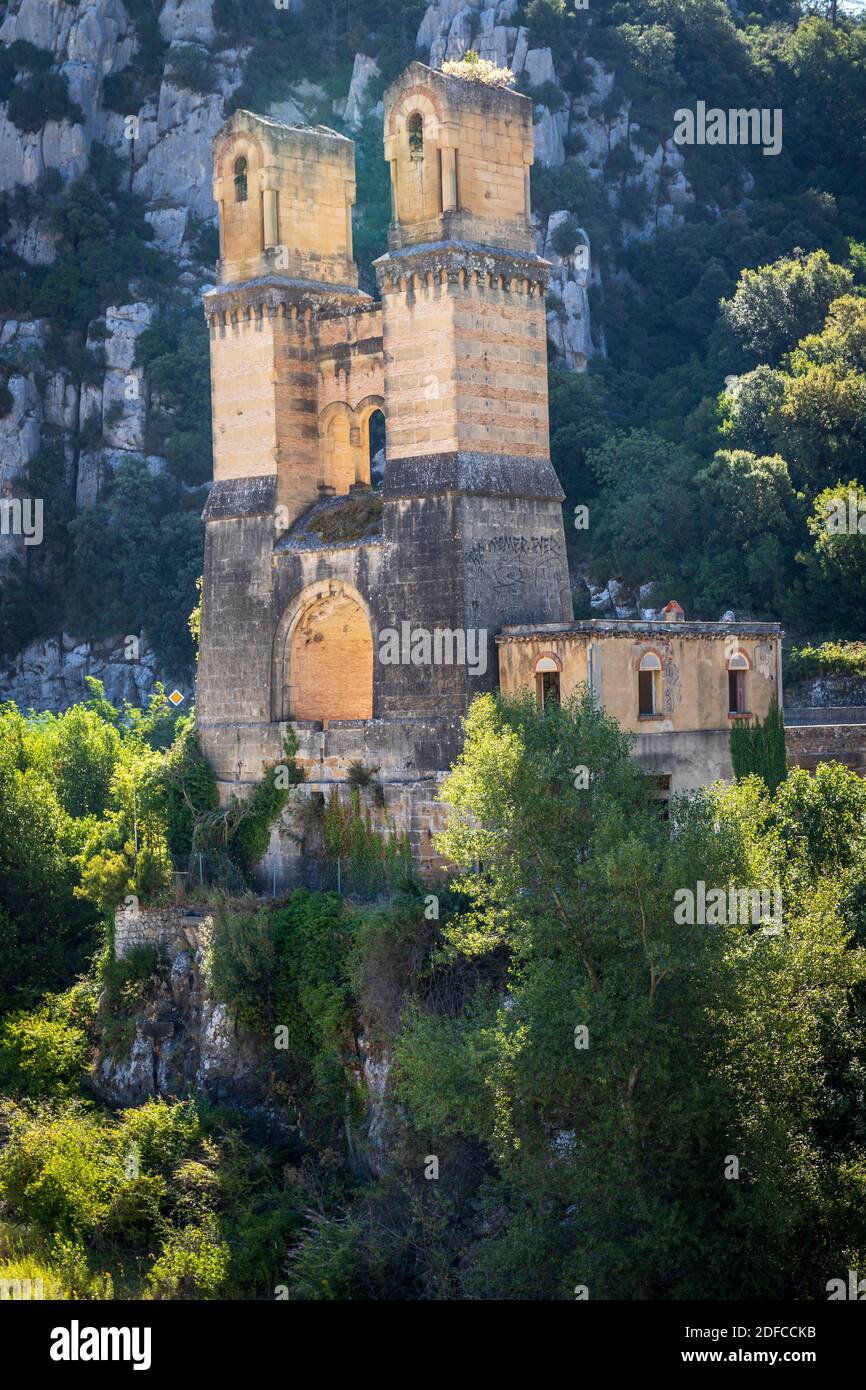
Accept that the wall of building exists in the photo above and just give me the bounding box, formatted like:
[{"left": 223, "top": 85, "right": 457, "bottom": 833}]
[
  {"left": 593, "top": 632, "right": 780, "bottom": 736},
  {"left": 214, "top": 112, "right": 358, "bottom": 288},
  {"left": 383, "top": 62, "right": 535, "bottom": 255},
  {"left": 377, "top": 252, "right": 550, "bottom": 463},
  {"left": 498, "top": 625, "right": 782, "bottom": 736},
  {"left": 631, "top": 729, "right": 735, "bottom": 792},
  {"left": 786, "top": 723, "right": 866, "bottom": 775}
]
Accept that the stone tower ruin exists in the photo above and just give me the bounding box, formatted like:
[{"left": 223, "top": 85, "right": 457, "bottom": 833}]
[{"left": 196, "top": 63, "right": 573, "bottom": 883}]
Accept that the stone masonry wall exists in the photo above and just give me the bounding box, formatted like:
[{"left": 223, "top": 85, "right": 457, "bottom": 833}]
[
  {"left": 786, "top": 724, "right": 866, "bottom": 775},
  {"left": 114, "top": 905, "right": 210, "bottom": 961}
]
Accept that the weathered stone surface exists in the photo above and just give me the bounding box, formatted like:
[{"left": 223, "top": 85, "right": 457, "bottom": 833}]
[
  {"left": 0, "top": 632, "right": 159, "bottom": 712},
  {"left": 203, "top": 474, "right": 277, "bottom": 520},
  {"left": 344, "top": 53, "right": 380, "bottom": 130},
  {"left": 533, "top": 103, "right": 565, "bottom": 168},
  {"left": 786, "top": 722, "right": 866, "bottom": 775},
  {"left": 159, "top": 0, "right": 217, "bottom": 48},
  {"left": 523, "top": 46, "right": 556, "bottom": 87},
  {"left": 543, "top": 212, "right": 597, "bottom": 370},
  {"left": 785, "top": 676, "right": 866, "bottom": 709}
]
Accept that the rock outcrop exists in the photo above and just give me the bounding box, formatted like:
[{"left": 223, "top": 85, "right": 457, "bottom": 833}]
[{"left": 0, "top": 631, "right": 162, "bottom": 711}]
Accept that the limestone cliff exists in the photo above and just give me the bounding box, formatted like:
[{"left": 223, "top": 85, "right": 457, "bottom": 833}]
[{"left": 0, "top": 0, "right": 737, "bottom": 714}]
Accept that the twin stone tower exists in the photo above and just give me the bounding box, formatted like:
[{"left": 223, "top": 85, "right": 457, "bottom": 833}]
[{"left": 197, "top": 62, "right": 573, "bottom": 883}]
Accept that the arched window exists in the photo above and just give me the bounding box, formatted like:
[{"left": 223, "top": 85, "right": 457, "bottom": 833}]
[
  {"left": 234, "top": 155, "right": 248, "bottom": 203},
  {"left": 407, "top": 112, "right": 424, "bottom": 157},
  {"left": 368, "top": 408, "right": 386, "bottom": 483},
  {"left": 727, "top": 652, "right": 750, "bottom": 716},
  {"left": 534, "top": 655, "right": 561, "bottom": 710},
  {"left": 638, "top": 652, "right": 661, "bottom": 717}
]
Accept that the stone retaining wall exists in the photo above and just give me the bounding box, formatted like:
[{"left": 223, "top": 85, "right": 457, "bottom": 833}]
[
  {"left": 114, "top": 905, "right": 210, "bottom": 961},
  {"left": 785, "top": 723, "right": 866, "bottom": 774},
  {"left": 785, "top": 676, "right": 866, "bottom": 709}
]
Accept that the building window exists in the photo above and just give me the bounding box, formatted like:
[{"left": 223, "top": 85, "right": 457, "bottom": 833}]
[
  {"left": 407, "top": 112, "right": 424, "bottom": 157},
  {"left": 534, "top": 656, "right": 561, "bottom": 710},
  {"left": 638, "top": 652, "right": 661, "bottom": 717},
  {"left": 234, "top": 156, "right": 248, "bottom": 202},
  {"left": 727, "top": 652, "right": 749, "bottom": 715},
  {"left": 368, "top": 407, "right": 386, "bottom": 483}
]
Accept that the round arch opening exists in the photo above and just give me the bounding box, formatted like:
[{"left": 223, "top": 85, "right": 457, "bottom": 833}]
[{"left": 281, "top": 587, "right": 373, "bottom": 723}]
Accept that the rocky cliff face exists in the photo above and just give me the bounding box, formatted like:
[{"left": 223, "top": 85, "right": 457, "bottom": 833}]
[
  {"left": 0, "top": 0, "right": 703, "bottom": 713},
  {"left": 96, "top": 904, "right": 390, "bottom": 1167}
]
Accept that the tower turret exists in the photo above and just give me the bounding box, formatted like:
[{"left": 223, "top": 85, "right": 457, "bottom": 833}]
[
  {"left": 374, "top": 63, "right": 572, "bottom": 719},
  {"left": 204, "top": 111, "right": 369, "bottom": 524}
]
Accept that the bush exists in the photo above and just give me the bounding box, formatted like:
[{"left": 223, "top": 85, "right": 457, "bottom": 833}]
[
  {"left": 75, "top": 849, "right": 131, "bottom": 917},
  {"left": 787, "top": 641, "right": 866, "bottom": 681},
  {"left": 730, "top": 701, "right": 788, "bottom": 794},
  {"left": 206, "top": 906, "right": 275, "bottom": 1032},
  {"left": 146, "top": 1220, "right": 230, "bottom": 1299},
  {"left": 7, "top": 72, "right": 84, "bottom": 132},
  {"left": 0, "top": 1104, "right": 122, "bottom": 1239},
  {"left": 442, "top": 52, "right": 515, "bottom": 87},
  {"left": 0, "top": 1008, "right": 88, "bottom": 1098},
  {"left": 118, "top": 1099, "right": 201, "bottom": 1177},
  {"left": 165, "top": 46, "right": 218, "bottom": 96},
  {"left": 100, "top": 945, "right": 167, "bottom": 1017},
  {"left": 284, "top": 1211, "right": 362, "bottom": 1300}
]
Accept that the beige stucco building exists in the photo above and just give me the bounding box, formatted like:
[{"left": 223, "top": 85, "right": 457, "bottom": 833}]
[{"left": 497, "top": 606, "right": 783, "bottom": 797}]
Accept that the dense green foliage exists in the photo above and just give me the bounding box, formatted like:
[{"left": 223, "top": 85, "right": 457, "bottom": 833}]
[
  {"left": 3, "top": 689, "right": 866, "bottom": 1298},
  {"left": 730, "top": 700, "right": 788, "bottom": 791},
  {"left": 522, "top": 5, "right": 866, "bottom": 637},
  {"left": 787, "top": 639, "right": 866, "bottom": 681},
  {"left": 0, "top": 683, "right": 304, "bottom": 1010}
]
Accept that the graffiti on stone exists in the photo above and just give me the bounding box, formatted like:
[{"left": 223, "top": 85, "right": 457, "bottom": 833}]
[{"left": 466, "top": 534, "right": 563, "bottom": 604}]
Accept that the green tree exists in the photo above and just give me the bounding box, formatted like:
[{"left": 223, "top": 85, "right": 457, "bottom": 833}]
[
  {"left": 394, "top": 692, "right": 866, "bottom": 1297},
  {"left": 720, "top": 250, "right": 854, "bottom": 366},
  {"left": 730, "top": 701, "right": 788, "bottom": 792}
]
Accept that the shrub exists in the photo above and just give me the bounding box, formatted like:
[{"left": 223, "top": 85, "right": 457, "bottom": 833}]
[
  {"left": 442, "top": 51, "right": 515, "bottom": 88},
  {"left": 0, "top": 1008, "right": 88, "bottom": 1098},
  {"left": 105, "top": 1172, "right": 166, "bottom": 1245},
  {"left": 786, "top": 641, "right": 866, "bottom": 682},
  {"left": 0, "top": 1104, "right": 122, "bottom": 1238},
  {"left": 206, "top": 906, "right": 275, "bottom": 1032},
  {"left": 730, "top": 701, "right": 788, "bottom": 794},
  {"left": 100, "top": 945, "right": 167, "bottom": 1020},
  {"left": 7, "top": 72, "right": 84, "bottom": 132},
  {"left": 118, "top": 1099, "right": 201, "bottom": 1177},
  {"left": 284, "top": 1211, "right": 363, "bottom": 1300},
  {"left": 146, "top": 1220, "right": 230, "bottom": 1299},
  {"left": 165, "top": 46, "right": 218, "bottom": 96},
  {"left": 74, "top": 849, "right": 131, "bottom": 916}
]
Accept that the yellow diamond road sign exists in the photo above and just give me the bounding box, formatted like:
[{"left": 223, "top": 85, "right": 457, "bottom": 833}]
[{"left": 169, "top": 690, "right": 185, "bottom": 706}]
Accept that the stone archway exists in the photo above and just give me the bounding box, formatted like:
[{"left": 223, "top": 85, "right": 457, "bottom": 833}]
[{"left": 273, "top": 581, "right": 374, "bottom": 722}]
